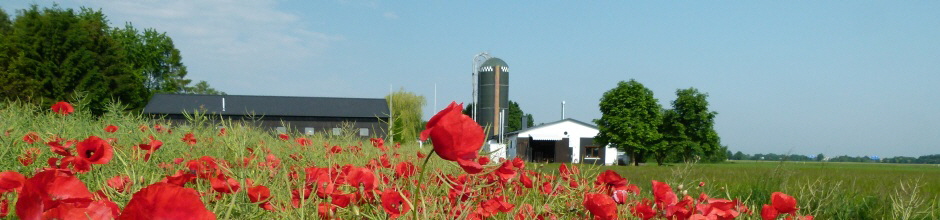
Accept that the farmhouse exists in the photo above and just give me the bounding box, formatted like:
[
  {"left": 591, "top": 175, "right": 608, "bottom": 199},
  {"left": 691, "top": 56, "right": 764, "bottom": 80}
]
[
  {"left": 505, "top": 118, "right": 623, "bottom": 165},
  {"left": 143, "top": 94, "right": 389, "bottom": 137}
]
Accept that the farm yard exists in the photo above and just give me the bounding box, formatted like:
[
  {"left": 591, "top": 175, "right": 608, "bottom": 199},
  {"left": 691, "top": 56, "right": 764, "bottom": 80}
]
[{"left": 0, "top": 101, "right": 936, "bottom": 219}]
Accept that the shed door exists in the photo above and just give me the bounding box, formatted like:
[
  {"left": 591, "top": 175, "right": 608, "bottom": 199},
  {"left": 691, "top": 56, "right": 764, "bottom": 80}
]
[
  {"left": 517, "top": 138, "right": 529, "bottom": 161},
  {"left": 554, "top": 138, "right": 571, "bottom": 163}
]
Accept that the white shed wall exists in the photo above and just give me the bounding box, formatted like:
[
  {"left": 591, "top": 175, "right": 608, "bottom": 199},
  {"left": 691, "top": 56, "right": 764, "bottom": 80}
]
[{"left": 508, "top": 120, "right": 622, "bottom": 165}]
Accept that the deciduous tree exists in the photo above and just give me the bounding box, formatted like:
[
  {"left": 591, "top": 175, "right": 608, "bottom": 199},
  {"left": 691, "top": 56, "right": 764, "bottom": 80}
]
[
  {"left": 0, "top": 5, "right": 148, "bottom": 114},
  {"left": 386, "top": 88, "right": 426, "bottom": 143},
  {"left": 670, "top": 88, "right": 721, "bottom": 162},
  {"left": 595, "top": 80, "right": 662, "bottom": 166}
]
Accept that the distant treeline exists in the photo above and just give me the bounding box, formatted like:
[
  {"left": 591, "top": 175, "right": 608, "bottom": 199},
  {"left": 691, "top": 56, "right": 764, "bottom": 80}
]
[{"left": 728, "top": 151, "right": 940, "bottom": 164}]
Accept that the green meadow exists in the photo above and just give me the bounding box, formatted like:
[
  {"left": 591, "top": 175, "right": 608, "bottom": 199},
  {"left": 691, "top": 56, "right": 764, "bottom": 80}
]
[{"left": 541, "top": 161, "right": 940, "bottom": 219}]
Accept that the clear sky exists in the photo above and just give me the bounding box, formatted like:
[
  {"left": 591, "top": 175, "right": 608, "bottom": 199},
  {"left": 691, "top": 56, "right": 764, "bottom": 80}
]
[{"left": 3, "top": 1, "right": 938, "bottom": 157}]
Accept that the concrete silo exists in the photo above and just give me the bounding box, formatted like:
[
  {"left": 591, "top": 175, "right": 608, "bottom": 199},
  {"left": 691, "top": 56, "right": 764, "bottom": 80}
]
[{"left": 475, "top": 57, "right": 509, "bottom": 138}]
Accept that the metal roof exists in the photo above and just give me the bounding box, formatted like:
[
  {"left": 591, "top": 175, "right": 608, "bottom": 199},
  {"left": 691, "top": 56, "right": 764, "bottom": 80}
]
[
  {"left": 506, "top": 118, "right": 598, "bottom": 135},
  {"left": 143, "top": 94, "right": 389, "bottom": 118},
  {"left": 480, "top": 57, "right": 508, "bottom": 68}
]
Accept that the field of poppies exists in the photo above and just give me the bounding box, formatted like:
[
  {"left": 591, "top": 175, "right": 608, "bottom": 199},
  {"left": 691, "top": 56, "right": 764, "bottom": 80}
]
[{"left": 0, "top": 100, "right": 934, "bottom": 219}]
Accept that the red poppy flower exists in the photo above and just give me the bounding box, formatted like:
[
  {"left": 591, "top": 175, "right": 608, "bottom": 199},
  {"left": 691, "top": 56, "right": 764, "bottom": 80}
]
[
  {"left": 56, "top": 156, "right": 90, "bottom": 173},
  {"left": 138, "top": 137, "right": 163, "bottom": 162},
  {"left": 278, "top": 133, "right": 289, "bottom": 141},
  {"left": 104, "top": 125, "right": 118, "bottom": 133},
  {"left": 595, "top": 170, "right": 629, "bottom": 192},
  {"left": 187, "top": 156, "right": 221, "bottom": 179},
  {"left": 380, "top": 189, "right": 411, "bottom": 219},
  {"left": 18, "top": 149, "right": 37, "bottom": 166},
  {"left": 296, "top": 137, "right": 312, "bottom": 146},
  {"left": 46, "top": 138, "right": 75, "bottom": 156},
  {"left": 370, "top": 138, "right": 387, "bottom": 151},
  {"left": 700, "top": 199, "right": 739, "bottom": 219},
  {"left": 478, "top": 156, "right": 491, "bottom": 165},
  {"left": 162, "top": 170, "right": 197, "bottom": 187},
  {"left": 761, "top": 204, "right": 778, "bottom": 220},
  {"left": 119, "top": 182, "right": 216, "bottom": 220},
  {"left": 210, "top": 174, "right": 241, "bottom": 194},
  {"left": 290, "top": 186, "right": 313, "bottom": 208},
  {"left": 473, "top": 196, "right": 515, "bottom": 218},
  {"left": 420, "top": 102, "right": 485, "bottom": 174},
  {"left": 75, "top": 136, "right": 114, "bottom": 165},
  {"left": 519, "top": 172, "right": 534, "bottom": 188},
  {"left": 22, "top": 132, "right": 40, "bottom": 144},
  {"left": 771, "top": 192, "right": 798, "bottom": 214},
  {"left": 346, "top": 167, "right": 378, "bottom": 191},
  {"left": 512, "top": 157, "right": 525, "bottom": 170},
  {"left": 15, "top": 169, "right": 94, "bottom": 219},
  {"left": 51, "top": 102, "right": 74, "bottom": 115},
  {"left": 247, "top": 185, "right": 271, "bottom": 203},
  {"left": 494, "top": 159, "right": 517, "bottom": 183},
  {"left": 107, "top": 175, "right": 132, "bottom": 193},
  {"left": 182, "top": 133, "right": 197, "bottom": 145},
  {"left": 559, "top": 163, "right": 572, "bottom": 180},
  {"left": 331, "top": 193, "right": 354, "bottom": 208},
  {"left": 416, "top": 151, "right": 426, "bottom": 159},
  {"left": 329, "top": 145, "right": 343, "bottom": 155},
  {"left": 652, "top": 180, "right": 678, "bottom": 208},
  {"left": 541, "top": 181, "right": 554, "bottom": 195},
  {"left": 631, "top": 199, "right": 656, "bottom": 220},
  {"left": 583, "top": 193, "right": 618, "bottom": 220},
  {"left": 394, "top": 162, "right": 417, "bottom": 179},
  {"left": 379, "top": 154, "right": 392, "bottom": 168}
]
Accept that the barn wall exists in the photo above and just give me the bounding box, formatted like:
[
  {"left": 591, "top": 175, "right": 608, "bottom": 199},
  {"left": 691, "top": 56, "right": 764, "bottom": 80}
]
[{"left": 152, "top": 114, "right": 389, "bottom": 138}]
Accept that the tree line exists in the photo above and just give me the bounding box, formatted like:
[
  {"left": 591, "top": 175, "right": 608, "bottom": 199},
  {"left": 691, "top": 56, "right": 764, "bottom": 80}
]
[
  {"left": 728, "top": 151, "right": 940, "bottom": 164},
  {"left": 595, "top": 79, "right": 725, "bottom": 166},
  {"left": 0, "top": 5, "right": 222, "bottom": 115}
]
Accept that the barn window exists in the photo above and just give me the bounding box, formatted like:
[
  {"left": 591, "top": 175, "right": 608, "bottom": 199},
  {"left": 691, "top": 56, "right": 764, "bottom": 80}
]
[
  {"left": 304, "top": 127, "right": 315, "bottom": 135},
  {"left": 275, "top": 127, "right": 287, "bottom": 134},
  {"left": 584, "top": 146, "right": 601, "bottom": 158},
  {"left": 332, "top": 128, "right": 342, "bottom": 135},
  {"left": 359, "top": 128, "right": 369, "bottom": 136}
]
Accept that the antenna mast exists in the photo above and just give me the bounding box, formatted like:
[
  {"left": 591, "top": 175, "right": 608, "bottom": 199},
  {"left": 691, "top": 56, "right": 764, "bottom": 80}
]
[{"left": 472, "top": 52, "right": 491, "bottom": 122}]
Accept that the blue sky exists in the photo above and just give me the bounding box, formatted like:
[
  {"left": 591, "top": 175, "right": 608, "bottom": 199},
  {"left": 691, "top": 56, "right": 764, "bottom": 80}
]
[{"left": 3, "top": 1, "right": 938, "bottom": 157}]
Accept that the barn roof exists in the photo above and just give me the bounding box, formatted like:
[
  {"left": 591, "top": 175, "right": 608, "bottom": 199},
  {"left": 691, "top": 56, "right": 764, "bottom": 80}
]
[
  {"left": 506, "top": 118, "right": 598, "bottom": 135},
  {"left": 143, "top": 94, "right": 389, "bottom": 118}
]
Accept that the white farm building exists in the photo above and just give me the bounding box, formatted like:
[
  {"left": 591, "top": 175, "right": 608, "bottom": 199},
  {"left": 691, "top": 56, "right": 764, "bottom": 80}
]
[{"left": 504, "top": 118, "right": 623, "bottom": 165}]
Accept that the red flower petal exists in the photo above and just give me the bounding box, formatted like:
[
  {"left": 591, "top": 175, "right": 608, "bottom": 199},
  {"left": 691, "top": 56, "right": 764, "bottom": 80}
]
[
  {"left": 104, "top": 125, "right": 118, "bottom": 133},
  {"left": 761, "top": 204, "right": 779, "bottom": 220},
  {"left": 771, "top": 192, "right": 799, "bottom": 214},
  {"left": 380, "top": 189, "right": 411, "bottom": 219},
  {"left": 119, "top": 182, "right": 216, "bottom": 220},
  {"left": 457, "top": 157, "right": 484, "bottom": 174},
  {"left": 15, "top": 169, "right": 94, "bottom": 219},
  {"left": 583, "top": 193, "right": 618, "bottom": 220},
  {"left": 51, "top": 102, "right": 74, "bottom": 115},
  {"left": 0, "top": 171, "right": 26, "bottom": 194},
  {"left": 247, "top": 185, "right": 271, "bottom": 203},
  {"left": 423, "top": 102, "right": 484, "bottom": 162},
  {"left": 209, "top": 174, "right": 241, "bottom": 194},
  {"left": 75, "top": 136, "right": 114, "bottom": 165}
]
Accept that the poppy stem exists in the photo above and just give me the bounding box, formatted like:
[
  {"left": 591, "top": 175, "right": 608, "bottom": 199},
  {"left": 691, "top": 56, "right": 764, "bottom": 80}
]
[{"left": 413, "top": 149, "right": 434, "bottom": 219}]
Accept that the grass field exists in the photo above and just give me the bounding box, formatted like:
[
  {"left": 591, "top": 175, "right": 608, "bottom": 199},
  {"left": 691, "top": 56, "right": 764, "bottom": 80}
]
[
  {"left": 1, "top": 100, "right": 937, "bottom": 219},
  {"left": 540, "top": 160, "right": 940, "bottom": 219}
]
